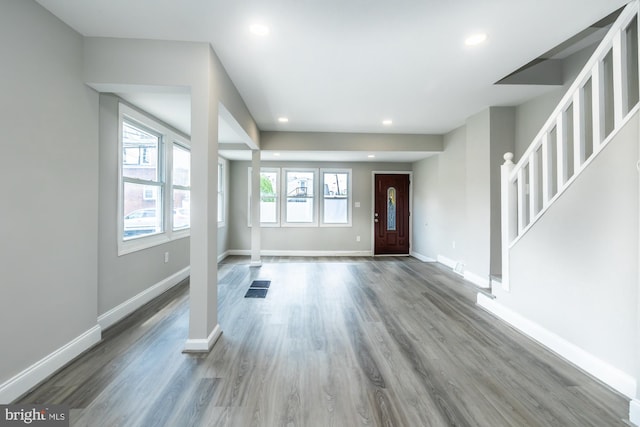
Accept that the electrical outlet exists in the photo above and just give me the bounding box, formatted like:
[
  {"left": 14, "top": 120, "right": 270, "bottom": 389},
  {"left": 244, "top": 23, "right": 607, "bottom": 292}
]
[
  {"left": 164, "top": 252, "right": 169, "bottom": 263},
  {"left": 356, "top": 235, "right": 361, "bottom": 242},
  {"left": 452, "top": 241, "right": 456, "bottom": 249}
]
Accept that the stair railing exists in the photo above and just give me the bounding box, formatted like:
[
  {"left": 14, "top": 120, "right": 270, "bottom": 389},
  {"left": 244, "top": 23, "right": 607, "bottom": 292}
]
[{"left": 501, "top": 1, "right": 640, "bottom": 290}]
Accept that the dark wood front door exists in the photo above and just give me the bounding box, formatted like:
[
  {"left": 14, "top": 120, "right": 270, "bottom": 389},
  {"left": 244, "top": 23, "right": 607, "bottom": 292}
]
[{"left": 374, "top": 174, "right": 410, "bottom": 255}]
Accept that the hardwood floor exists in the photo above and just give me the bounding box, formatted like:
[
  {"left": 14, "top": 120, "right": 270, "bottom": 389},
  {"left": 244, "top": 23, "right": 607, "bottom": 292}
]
[{"left": 19, "top": 256, "right": 630, "bottom": 426}]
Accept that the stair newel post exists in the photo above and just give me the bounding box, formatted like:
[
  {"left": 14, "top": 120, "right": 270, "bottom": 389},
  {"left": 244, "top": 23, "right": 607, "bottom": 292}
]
[{"left": 501, "top": 152, "right": 515, "bottom": 292}]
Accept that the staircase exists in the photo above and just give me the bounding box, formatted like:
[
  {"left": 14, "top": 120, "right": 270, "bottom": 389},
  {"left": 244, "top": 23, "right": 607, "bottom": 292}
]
[
  {"left": 491, "top": 2, "right": 640, "bottom": 424},
  {"left": 500, "top": 1, "right": 640, "bottom": 290}
]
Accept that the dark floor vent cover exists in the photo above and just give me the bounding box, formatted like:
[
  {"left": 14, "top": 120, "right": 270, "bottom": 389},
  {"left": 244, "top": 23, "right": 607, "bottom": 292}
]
[
  {"left": 245, "top": 288, "right": 268, "bottom": 298},
  {"left": 250, "top": 280, "right": 271, "bottom": 289}
]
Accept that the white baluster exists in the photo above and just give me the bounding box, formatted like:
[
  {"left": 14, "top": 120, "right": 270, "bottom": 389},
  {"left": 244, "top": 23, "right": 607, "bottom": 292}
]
[
  {"left": 556, "top": 111, "right": 568, "bottom": 190},
  {"left": 573, "top": 89, "right": 586, "bottom": 172},
  {"left": 592, "top": 60, "right": 605, "bottom": 151},
  {"left": 541, "top": 133, "right": 552, "bottom": 206},
  {"left": 528, "top": 151, "right": 539, "bottom": 220},
  {"left": 517, "top": 168, "right": 526, "bottom": 234}
]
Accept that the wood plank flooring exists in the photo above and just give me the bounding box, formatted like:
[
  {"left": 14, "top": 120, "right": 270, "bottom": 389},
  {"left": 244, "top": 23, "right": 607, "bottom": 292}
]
[{"left": 18, "top": 256, "right": 630, "bottom": 426}]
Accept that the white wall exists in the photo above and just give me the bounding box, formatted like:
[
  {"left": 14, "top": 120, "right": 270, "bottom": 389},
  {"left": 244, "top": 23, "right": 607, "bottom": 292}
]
[
  {"left": 412, "top": 107, "right": 510, "bottom": 285},
  {"left": 228, "top": 160, "right": 412, "bottom": 253},
  {"left": 495, "top": 111, "right": 639, "bottom": 392},
  {"left": 465, "top": 109, "right": 491, "bottom": 280},
  {"left": 0, "top": 0, "right": 99, "bottom": 398},
  {"left": 98, "top": 94, "right": 190, "bottom": 316},
  {"left": 411, "top": 126, "right": 467, "bottom": 264}
]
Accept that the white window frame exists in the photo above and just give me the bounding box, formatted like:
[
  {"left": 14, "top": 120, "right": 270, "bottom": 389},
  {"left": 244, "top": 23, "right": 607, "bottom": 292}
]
[
  {"left": 248, "top": 167, "right": 281, "bottom": 227},
  {"left": 218, "top": 158, "right": 225, "bottom": 227},
  {"left": 320, "top": 168, "right": 352, "bottom": 227},
  {"left": 118, "top": 103, "right": 190, "bottom": 256},
  {"left": 171, "top": 142, "right": 191, "bottom": 235},
  {"left": 282, "top": 168, "right": 318, "bottom": 227}
]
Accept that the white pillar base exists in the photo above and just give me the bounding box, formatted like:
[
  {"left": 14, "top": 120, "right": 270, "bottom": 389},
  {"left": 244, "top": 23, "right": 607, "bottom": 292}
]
[{"left": 183, "top": 324, "right": 222, "bottom": 353}]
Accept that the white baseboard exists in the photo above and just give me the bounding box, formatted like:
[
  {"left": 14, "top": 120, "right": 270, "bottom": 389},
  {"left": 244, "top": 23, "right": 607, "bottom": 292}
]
[
  {"left": 228, "top": 249, "right": 372, "bottom": 257},
  {"left": 477, "top": 294, "right": 637, "bottom": 399},
  {"left": 437, "top": 255, "right": 489, "bottom": 287},
  {"left": 410, "top": 251, "right": 436, "bottom": 262},
  {"left": 436, "top": 254, "right": 457, "bottom": 269},
  {"left": 464, "top": 270, "right": 490, "bottom": 289},
  {"left": 217, "top": 250, "right": 230, "bottom": 263},
  {"left": 630, "top": 398, "right": 640, "bottom": 426},
  {"left": 183, "top": 324, "right": 223, "bottom": 353},
  {"left": 98, "top": 267, "right": 190, "bottom": 331},
  {"left": 0, "top": 325, "right": 101, "bottom": 404}
]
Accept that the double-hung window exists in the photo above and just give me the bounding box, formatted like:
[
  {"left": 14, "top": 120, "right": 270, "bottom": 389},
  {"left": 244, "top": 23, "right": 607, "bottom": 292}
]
[
  {"left": 320, "top": 169, "right": 352, "bottom": 226},
  {"left": 248, "top": 167, "right": 352, "bottom": 227},
  {"left": 247, "top": 167, "right": 280, "bottom": 226},
  {"left": 283, "top": 168, "right": 317, "bottom": 226},
  {"left": 172, "top": 144, "right": 191, "bottom": 231},
  {"left": 119, "top": 103, "right": 190, "bottom": 255}
]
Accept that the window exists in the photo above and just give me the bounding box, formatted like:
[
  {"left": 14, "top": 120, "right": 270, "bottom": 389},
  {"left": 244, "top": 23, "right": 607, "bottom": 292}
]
[
  {"left": 259, "top": 168, "right": 279, "bottom": 224},
  {"left": 121, "top": 120, "right": 163, "bottom": 240},
  {"left": 119, "top": 103, "right": 190, "bottom": 255},
  {"left": 172, "top": 144, "right": 191, "bottom": 231},
  {"left": 218, "top": 159, "right": 224, "bottom": 225},
  {"left": 283, "top": 169, "right": 317, "bottom": 226},
  {"left": 321, "top": 169, "right": 352, "bottom": 226},
  {"left": 248, "top": 167, "right": 352, "bottom": 227},
  {"left": 247, "top": 167, "right": 280, "bottom": 226}
]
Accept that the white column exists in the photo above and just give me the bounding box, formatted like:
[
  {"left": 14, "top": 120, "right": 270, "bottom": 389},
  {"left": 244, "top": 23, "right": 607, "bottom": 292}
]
[
  {"left": 250, "top": 149, "right": 262, "bottom": 267},
  {"left": 184, "top": 82, "right": 222, "bottom": 353}
]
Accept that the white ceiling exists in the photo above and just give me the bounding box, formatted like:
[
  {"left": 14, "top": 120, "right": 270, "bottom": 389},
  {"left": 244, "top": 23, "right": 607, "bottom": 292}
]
[{"left": 37, "top": 0, "right": 628, "bottom": 156}]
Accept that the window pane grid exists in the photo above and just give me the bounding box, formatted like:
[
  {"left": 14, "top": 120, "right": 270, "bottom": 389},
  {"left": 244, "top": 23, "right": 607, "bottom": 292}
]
[
  {"left": 322, "top": 171, "right": 349, "bottom": 224},
  {"left": 260, "top": 170, "right": 278, "bottom": 224},
  {"left": 119, "top": 104, "right": 191, "bottom": 250},
  {"left": 285, "top": 170, "right": 315, "bottom": 224}
]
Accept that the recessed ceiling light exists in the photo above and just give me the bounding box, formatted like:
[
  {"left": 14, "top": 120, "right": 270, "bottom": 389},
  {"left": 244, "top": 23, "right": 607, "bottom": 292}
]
[
  {"left": 368, "top": 154, "right": 376, "bottom": 158},
  {"left": 249, "top": 24, "right": 270, "bottom": 37},
  {"left": 274, "top": 153, "right": 281, "bottom": 156},
  {"left": 465, "top": 33, "right": 487, "bottom": 46},
  {"left": 382, "top": 119, "right": 393, "bottom": 126},
  {"left": 278, "top": 117, "right": 289, "bottom": 123}
]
